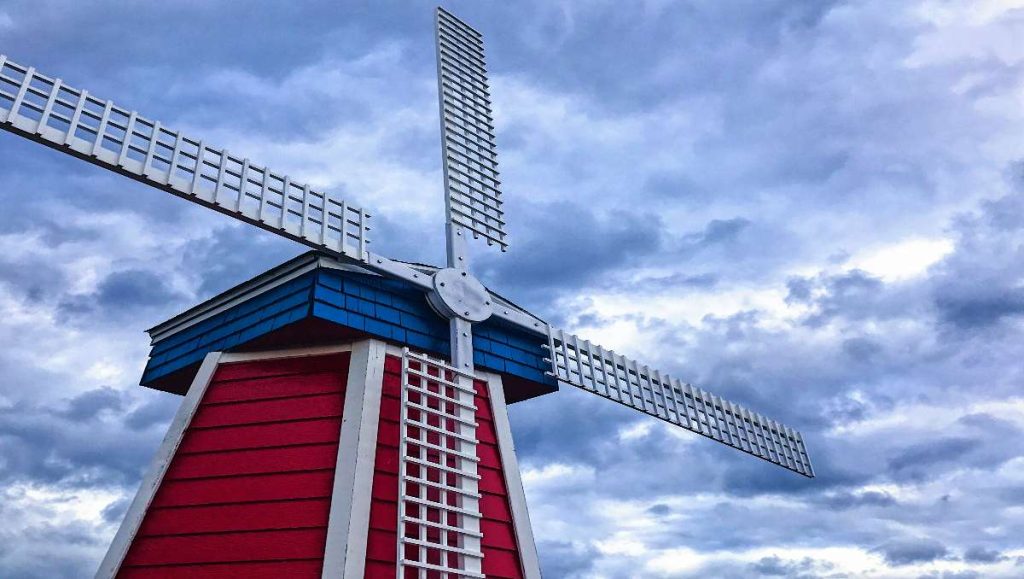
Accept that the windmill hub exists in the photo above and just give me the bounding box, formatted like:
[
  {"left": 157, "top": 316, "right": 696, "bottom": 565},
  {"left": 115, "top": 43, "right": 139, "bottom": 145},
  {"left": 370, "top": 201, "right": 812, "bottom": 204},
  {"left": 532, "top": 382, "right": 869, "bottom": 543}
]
[{"left": 427, "top": 267, "right": 492, "bottom": 323}]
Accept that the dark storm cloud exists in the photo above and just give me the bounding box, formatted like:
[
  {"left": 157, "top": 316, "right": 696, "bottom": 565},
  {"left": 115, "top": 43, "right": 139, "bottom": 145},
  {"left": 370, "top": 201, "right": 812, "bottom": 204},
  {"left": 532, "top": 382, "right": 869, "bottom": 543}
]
[
  {"left": 0, "top": 390, "right": 168, "bottom": 488},
  {"left": 478, "top": 201, "right": 663, "bottom": 311},
  {"left": 94, "top": 270, "right": 180, "bottom": 309},
  {"left": 683, "top": 217, "right": 752, "bottom": 248},
  {"left": 58, "top": 387, "right": 124, "bottom": 422},
  {"left": 877, "top": 538, "right": 949, "bottom": 566},
  {"left": 749, "top": 555, "right": 834, "bottom": 578},
  {"left": 123, "top": 396, "right": 179, "bottom": 432},
  {"left": 180, "top": 223, "right": 304, "bottom": 298},
  {"left": 934, "top": 287, "right": 1024, "bottom": 329},
  {"left": 962, "top": 546, "right": 1006, "bottom": 564},
  {"left": 931, "top": 189, "right": 1024, "bottom": 330},
  {"left": 888, "top": 437, "right": 980, "bottom": 476},
  {"left": 535, "top": 541, "right": 600, "bottom": 578},
  {"left": 818, "top": 489, "right": 897, "bottom": 511},
  {"left": 54, "top": 269, "right": 186, "bottom": 325}
]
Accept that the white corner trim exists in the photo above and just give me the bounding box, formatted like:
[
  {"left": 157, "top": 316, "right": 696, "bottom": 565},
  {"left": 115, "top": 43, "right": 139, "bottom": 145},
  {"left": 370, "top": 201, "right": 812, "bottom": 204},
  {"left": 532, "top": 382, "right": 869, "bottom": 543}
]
[
  {"left": 322, "top": 338, "right": 387, "bottom": 579},
  {"left": 219, "top": 343, "right": 356, "bottom": 364},
  {"left": 94, "top": 351, "right": 223, "bottom": 579},
  {"left": 485, "top": 372, "right": 543, "bottom": 579}
]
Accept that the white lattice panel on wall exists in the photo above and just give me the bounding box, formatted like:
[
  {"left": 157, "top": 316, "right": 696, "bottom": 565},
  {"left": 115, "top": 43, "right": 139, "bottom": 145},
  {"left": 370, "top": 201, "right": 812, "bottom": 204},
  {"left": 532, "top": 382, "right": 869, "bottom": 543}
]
[{"left": 398, "top": 349, "right": 484, "bottom": 578}]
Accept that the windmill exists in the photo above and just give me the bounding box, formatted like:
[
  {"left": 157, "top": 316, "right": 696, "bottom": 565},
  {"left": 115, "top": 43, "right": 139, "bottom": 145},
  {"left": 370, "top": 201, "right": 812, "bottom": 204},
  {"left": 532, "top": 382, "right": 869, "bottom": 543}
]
[{"left": 0, "top": 6, "right": 814, "bottom": 578}]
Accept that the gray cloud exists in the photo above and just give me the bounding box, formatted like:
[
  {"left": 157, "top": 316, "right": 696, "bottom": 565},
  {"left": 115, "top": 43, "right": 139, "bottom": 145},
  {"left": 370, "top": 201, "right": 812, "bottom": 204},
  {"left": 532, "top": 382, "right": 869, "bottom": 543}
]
[
  {"left": 877, "top": 538, "right": 949, "bottom": 566},
  {"left": 962, "top": 546, "right": 1006, "bottom": 564}
]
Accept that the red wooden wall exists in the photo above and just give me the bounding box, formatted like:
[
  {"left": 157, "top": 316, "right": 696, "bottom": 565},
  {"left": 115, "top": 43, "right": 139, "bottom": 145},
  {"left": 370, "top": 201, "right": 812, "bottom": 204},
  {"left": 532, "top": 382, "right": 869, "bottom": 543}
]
[
  {"left": 117, "top": 354, "right": 350, "bottom": 578},
  {"left": 364, "top": 355, "right": 525, "bottom": 578}
]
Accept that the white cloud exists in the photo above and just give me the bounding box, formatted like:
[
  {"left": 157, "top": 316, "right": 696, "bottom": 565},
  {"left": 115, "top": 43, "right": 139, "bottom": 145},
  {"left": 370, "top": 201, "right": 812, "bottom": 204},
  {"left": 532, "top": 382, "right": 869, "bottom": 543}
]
[{"left": 849, "top": 237, "right": 954, "bottom": 281}]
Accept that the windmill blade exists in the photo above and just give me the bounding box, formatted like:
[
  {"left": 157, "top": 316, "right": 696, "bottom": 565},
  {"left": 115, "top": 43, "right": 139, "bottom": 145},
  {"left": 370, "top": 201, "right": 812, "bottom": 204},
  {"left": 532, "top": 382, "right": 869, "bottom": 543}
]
[
  {"left": 0, "top": 54, "right": 368, "bottom": 261},
  {"left": 435, "top": 7, "right": 507, "bottom": 253},
  {"left": 546, "top": 327, "right": 815, "bottom": 477}
]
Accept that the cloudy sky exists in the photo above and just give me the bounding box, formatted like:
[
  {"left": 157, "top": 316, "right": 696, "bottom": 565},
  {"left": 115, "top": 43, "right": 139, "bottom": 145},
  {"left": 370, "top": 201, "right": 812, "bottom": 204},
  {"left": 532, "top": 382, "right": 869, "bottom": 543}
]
[{"left": 1, "top": 0, "right": 1023, "bottom": 577}]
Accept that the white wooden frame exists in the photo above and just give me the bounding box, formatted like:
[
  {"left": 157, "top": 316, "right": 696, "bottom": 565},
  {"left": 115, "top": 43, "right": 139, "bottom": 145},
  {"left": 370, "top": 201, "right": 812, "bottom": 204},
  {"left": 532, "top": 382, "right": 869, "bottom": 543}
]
[
  {"left": 484, "top": 372, "right": 543, "bottom": 579},
  {"left": 322, "top": 339, "right": 387, "bottom": 578}
]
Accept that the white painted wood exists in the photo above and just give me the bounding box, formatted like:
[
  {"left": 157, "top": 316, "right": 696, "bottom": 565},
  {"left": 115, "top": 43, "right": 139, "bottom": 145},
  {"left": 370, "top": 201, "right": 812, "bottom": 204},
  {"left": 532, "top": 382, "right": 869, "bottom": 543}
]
[
  {"left": 94, "top": 351, "right": 222, "bottom": 579},
  {"left": 219, "top": 342, "right": 355, "bottom": 363},
  {"left": 322, "top": 338, "right": 387, "bottom": 578},
  {"left": 484, "top": 371, "right": 543, "bottom": 579},
  {"left": 397, "top": 349, "right": 484, "bottom": 578}
]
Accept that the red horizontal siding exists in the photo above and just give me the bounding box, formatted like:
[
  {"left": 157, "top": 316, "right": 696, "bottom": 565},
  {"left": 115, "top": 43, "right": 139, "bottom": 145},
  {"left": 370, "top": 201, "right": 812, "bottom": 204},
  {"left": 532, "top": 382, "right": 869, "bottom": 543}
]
[
  {"left": 165, "top": 443, "right": 339, "bottom": 480},
  {"left": 190, "top": 392, "right": 343, "bottom": 428},
  {"left": 151, "top": 471, "right": 336, "bottom": 508},
  {"left": 177, "top": 418, "right": 341, "bottom": 454},
  {"left": 203, "top": 372, "right": 344, "bottom": 403},
  {"left": 117, "top": 560, "right": 323, "bottom": 578},
  {"left": 123, "top": 528, "right": 328, "bottom": 566},
  {"left": 138, "top": 499, "right": 331, "bottom": 536},
  {"left": 118, "top": 353, "right": 350, "bottom": 577}
]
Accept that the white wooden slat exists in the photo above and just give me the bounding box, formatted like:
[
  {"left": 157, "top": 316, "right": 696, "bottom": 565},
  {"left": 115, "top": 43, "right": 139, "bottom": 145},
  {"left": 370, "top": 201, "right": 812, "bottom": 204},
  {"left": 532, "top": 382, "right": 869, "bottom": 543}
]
[
  {"left": 4, "top": 65, "right": 34, "bottom": 123},
  {"left": 62, "top": 89, "right": 88, "bottom": 146},
  {"left": 90, "top": 100, "right": 113, "bottom": 156},
  {"left": 142, "top": 121, "right": 162, "bottom": 175},
  {"left": 188, "top": 140, "right": 204, "bottom": 195},
  {"left": 116, "top": 110, "right": 137, "bottom": 167},
  {"left": 35, "top": 78, "right": 61, "bottom": 135},
  {"left": 235, "top": 157, "right": 249, "bottom": 212},
  {"left": 163, "top": 131, "right": 182, "bottom": 185}
]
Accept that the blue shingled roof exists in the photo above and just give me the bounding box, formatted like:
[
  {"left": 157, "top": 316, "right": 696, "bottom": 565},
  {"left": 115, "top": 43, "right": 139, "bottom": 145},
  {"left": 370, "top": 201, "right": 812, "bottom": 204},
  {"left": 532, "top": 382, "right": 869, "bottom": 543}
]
[{"left": 141, "top": 257, "right": 556, "bottom": 399}]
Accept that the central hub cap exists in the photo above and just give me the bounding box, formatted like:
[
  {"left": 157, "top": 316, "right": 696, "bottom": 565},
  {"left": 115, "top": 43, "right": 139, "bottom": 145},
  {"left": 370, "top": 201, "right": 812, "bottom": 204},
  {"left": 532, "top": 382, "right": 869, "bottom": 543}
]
[{"left": 427, "top": 268, "right": 493, "bottom": 323}]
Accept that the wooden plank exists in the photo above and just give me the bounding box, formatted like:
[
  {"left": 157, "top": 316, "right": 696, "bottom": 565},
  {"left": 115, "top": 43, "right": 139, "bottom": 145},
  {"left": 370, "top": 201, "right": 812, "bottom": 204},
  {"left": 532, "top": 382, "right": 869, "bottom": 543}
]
[
  {"left": 138, "top": 499, "right": 331, "bottom": 536},
  {"left": 214, "top": 354, "right": 348, "bottom": 381},
  {"left": 203, "top": 371, "right": 344, "bottom": 403},
  {"left": 164, "top": 443, "right": 339, "bottom": 480},
  {"left": 178, "top": 418, "right": 341, "bottom": 454},
  {"left": 151, "top": 471, "right": 336, "bottom": 507},
  {"left": 189, "top": 393, "right": 343, "bottom": 428},
  {"left": 122, "top": 528, "right": 328, "bottom": 566},
  {"left": 118, "top": 560, "right": 323, "bottom": 578}
]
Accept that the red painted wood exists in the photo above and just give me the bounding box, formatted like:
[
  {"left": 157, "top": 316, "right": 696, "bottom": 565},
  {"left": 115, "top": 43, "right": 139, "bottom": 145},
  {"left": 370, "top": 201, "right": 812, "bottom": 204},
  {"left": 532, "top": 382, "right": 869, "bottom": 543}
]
[
  {"left": 481, "top": 492, "right": 513, "bottom": 522},
  {"left": 483, "top": 548, "right": 525, "bottom": 579},
  {"left": 139, "top": 499, "right": 330, "bottom": 536},
  {"left": 475, "top": 378, "right": 526, "bottom": 579},
  {"left": 151, "top": 471, "right": 336, "bottom": 507},
  {"left": 177, "top": 418, "right": 341, "bottom": 454},
  {"left": 118, "top": 353, "right": 349, "bottom": 577},
  {"left": 481, "top": 519, "right": 518, "bottom": 550},
  {"left": 189, "top": 392, "right": 343, "bottom": 428},
  {"left": 213, "top": 354, "right": 348, "bottom": 381},
  {"left": 165, "top": 443, "right": 339, "bottom": 480},
  {"left": 123, "top": 528, "right": 328, "bottom": 566},
  {"left": 203, "top": 372, "right": 343, "bottom": 403},
  {"left": 118, "top": 560, "right": 323, "bottom": 578}
]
